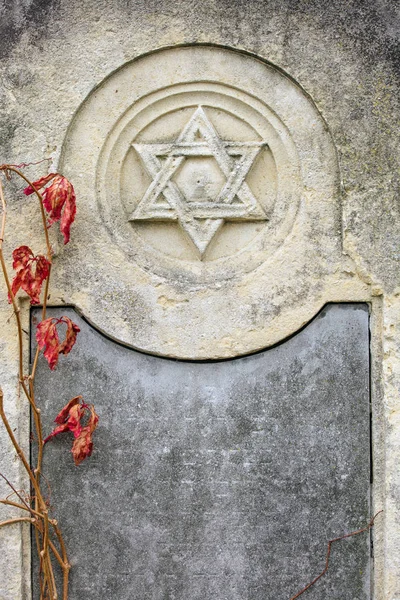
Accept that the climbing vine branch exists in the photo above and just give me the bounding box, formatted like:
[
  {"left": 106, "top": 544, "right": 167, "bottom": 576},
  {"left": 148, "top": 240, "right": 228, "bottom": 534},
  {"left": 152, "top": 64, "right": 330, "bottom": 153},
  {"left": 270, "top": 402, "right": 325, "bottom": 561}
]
[{"left": 0, "top": 165, "right": 98, "bottom": 600}]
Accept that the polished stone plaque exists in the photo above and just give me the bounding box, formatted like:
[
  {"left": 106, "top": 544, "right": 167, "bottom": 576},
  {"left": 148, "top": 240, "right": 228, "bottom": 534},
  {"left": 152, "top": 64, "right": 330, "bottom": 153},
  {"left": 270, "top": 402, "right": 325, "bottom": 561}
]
[{"left": 32, "top": 304, "right": 370, "bottom": 599}]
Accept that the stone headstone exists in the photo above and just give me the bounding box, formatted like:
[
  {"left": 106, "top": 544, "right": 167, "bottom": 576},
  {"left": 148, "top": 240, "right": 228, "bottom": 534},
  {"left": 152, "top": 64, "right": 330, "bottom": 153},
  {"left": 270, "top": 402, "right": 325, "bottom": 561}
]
[
  {"left": 1, "top": 6, "right": 399, "bottom": 599},
  {"left": 33, "top": 303, "right": 370, "bottom": 599}
]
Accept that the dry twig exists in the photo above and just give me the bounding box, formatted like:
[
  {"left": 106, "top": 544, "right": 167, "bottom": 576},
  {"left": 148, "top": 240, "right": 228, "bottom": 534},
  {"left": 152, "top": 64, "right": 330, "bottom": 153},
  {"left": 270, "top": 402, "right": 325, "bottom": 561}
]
[{"left": 290, "top": 510, "right": 383, "bottom": 599}]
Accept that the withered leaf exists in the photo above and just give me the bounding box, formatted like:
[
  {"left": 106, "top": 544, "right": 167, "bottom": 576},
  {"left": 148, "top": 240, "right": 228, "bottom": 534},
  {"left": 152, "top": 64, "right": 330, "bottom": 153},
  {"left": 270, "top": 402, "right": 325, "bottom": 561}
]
[
  {"left": 36, "top": 316, "right": 80, "bottom": 370},
  {"left": 9, "top": 245, "right": 50, "bottom": 304},
  {"left": 44, "top": 396, "right": 99, "bottom": 466},
  {"left": 24, "top": 174, "right": 76, "bottom": 244},
  {"left": 71, "top": 406, "right": 99, "bottom": 466}
]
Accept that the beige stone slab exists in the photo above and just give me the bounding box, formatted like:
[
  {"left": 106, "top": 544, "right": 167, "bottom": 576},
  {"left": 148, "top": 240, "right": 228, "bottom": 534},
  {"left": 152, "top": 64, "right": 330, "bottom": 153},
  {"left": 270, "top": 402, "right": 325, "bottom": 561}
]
[
  {"left": 0, "top": 2, "right": 399, "bottom": 599},
  {"left": 58, "top": 44, "right": 346, "bottom": 358}
]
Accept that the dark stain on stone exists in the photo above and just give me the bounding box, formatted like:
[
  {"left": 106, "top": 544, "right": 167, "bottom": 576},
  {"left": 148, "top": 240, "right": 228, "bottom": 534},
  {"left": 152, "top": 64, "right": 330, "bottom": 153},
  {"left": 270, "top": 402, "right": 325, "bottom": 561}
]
[
  {"left": 210, "top": 0, "right": 400, "bottom": 78},
  {"left": 0, "top": 119, "right": 18, "bottom": 154},
  {"left": 0, "top": 0, "right": 62, "bottom": 60},
  {"left": 2, "top": 0, "right": 399, "bottom": 79}
]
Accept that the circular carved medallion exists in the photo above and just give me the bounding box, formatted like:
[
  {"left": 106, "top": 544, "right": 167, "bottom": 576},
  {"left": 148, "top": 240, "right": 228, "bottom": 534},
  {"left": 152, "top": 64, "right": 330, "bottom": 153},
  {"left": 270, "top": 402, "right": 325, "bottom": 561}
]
[
  {"left": 97, "top": 76, "right": 301, "bottom": 282},
  {"left": 60, "top": 45, "right": 342, "bottom": 358}
]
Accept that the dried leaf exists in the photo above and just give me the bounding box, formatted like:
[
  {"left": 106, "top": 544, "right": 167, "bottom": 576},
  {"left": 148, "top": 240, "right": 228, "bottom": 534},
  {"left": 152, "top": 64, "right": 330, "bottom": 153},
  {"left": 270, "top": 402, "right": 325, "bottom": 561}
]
[
  {"left": 23, "top": 173, "right": 57, "bottom": 195},
  {"left": 36, "top": 316, "right": 80, "bottom": 370},
  {"left": 54, "top": 396, "right": 81, "bottom": 425},
  {"left": 67, "top": 403, "right": 85, "bottom": 438},
  {"left": 59, "top": 181, "right": 77, "bottom": 244},
  {"left": 23, "top": 174, "right": 76, "bottom": 244},
  {"left": 35, "top": 319, "right": 59, "bottom": 370},
  {"left": 44, "top": 396, "right": 99, "bottom": 466},
  {"left": 58, "top": 317, "right": 80, "bottom": 355},
  {"left": 44, "top": 396, "right": 84, "bottom": 444},
  {"left": 9, "top": 246, "right": 50, "bottom": 304},
  {"left": 43, "top": 421, "right": 71, "bottom": 444},
  {"left": 12, "top": 245, "right": 33, "bottom": 268},
  {"left": 72, "top": 406, "right": 99, "bottom": 466}
]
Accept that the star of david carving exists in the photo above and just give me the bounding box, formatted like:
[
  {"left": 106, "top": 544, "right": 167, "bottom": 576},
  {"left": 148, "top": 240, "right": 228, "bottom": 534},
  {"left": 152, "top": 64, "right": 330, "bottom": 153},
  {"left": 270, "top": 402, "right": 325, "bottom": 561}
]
[{"left": 129, "top": 106, "right": 268, "bottom": 257}]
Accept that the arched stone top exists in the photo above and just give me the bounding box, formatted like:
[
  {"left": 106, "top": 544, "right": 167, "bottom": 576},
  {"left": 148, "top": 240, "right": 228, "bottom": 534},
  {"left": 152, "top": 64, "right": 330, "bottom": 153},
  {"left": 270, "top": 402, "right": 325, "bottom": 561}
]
[{"left": 59, "top": 44, "right": 368, "bottom": 358}]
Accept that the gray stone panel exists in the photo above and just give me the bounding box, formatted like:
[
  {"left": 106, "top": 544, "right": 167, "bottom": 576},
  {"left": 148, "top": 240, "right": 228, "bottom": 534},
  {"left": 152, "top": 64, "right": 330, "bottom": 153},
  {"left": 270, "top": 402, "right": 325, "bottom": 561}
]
[{"left": 31, "top": 304, "right": 370, "bottom": 599}]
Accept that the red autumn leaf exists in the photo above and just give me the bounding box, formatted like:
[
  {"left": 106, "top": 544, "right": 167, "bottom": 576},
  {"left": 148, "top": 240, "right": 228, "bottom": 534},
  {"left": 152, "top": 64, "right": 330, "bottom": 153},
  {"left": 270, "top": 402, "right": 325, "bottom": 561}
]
[
  {"left": 72, "top": 406, "right": 99, "bottom": 466},
  {"left": 53, "top": 396, "right": 81, "bottom": 425},
  {"left": 36, "top": 316, "right": 80, "bottom": 370},
  {"left": 23, "top": 173, "right": 57, "bottom": 195},
  {"left": 44, "top": 396, "right": 85, "bottom": 443},
  {"left": 43, "top": 420, "right": 71, "bottom": 441},
  {"left": 43, "top": 396, "right": 81, "bottom": 444},
  {"left": 65, "top": 403, "right": 85, "bottom": 438},
  {"left": 44, "top": 396, "right": 99, "bottom": 466},
  {"left": 36, "top": 318, "right": 59, "bottom": 370},
  {"left": 24, "top": 173, "right": 76, "bottom": 244},
  {"left": 8, "top": 245, "right": 50, "bottom": 304},
  {"left": 58, "top": 317, "right": 81, "bottom": 355}
]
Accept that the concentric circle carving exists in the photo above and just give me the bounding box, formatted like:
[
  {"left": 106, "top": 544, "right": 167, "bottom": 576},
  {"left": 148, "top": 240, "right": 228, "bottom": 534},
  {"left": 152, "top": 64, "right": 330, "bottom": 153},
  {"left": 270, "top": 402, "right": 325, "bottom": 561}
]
[
  {"left": 60, "top": 45, "right": 342, "bottom": 358},
  {"left": 97, "top": 80, "right": 301, "bottom": 281}
]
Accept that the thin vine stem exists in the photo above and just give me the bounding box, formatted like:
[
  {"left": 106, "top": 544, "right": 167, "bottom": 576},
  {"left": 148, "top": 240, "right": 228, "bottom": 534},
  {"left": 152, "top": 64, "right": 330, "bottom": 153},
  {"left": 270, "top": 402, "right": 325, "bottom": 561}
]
[
  {"left": 0, "top": 471, "right": 31, "bottom": 510},
  {"left": 0, "top": 389, "right": 43, "bottom": 501},
  {"left": 289, "top": 511, "right": 383, "bottom": 599},
  {"left": 0, "top": 516, "right": 34, "bottom": 528},
  {"left": 48, "top": 537, "right": 64, "bottom": 569},
  {"left": 51, "top": 518, "right": 71, "bottom": 600},
  {"left": 0, "top": 498, "right": 42, "bottom": 518},
  {"left": 30, "top": 260, "right": 52, "bottom": 381},
  {"left": 0, "top": 178, "right": 30, "bottom": 400},
  {"left": 0, "top": 167, "right": 70, "bottom": 599}
]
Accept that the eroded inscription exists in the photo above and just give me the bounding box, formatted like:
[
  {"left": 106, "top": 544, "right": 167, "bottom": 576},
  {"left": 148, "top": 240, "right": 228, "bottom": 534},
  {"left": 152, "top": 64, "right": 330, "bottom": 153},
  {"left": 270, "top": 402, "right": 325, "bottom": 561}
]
[{"left": 32, "top": 304, "right": 370, "bottom": 599}]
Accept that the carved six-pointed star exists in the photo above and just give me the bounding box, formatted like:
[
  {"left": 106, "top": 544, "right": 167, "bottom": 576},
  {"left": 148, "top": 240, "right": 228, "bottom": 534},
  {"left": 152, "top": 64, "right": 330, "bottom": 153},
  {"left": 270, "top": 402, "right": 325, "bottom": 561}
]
[{"left": 129, "top": 106, "right": 269, "bottom": 257}]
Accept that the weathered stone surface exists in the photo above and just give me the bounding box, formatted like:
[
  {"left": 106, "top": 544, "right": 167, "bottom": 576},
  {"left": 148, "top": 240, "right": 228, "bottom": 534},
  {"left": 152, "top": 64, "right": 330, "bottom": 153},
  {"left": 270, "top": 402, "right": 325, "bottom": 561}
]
[
  {"left": 57, "top": 44, "right": 346, "bottom": 359},
  {"left": 32, "top": 304, "right": 370, "bottom": 599},
  {"left": 0, "top": 2, "right": 399, "bottom": 599}
]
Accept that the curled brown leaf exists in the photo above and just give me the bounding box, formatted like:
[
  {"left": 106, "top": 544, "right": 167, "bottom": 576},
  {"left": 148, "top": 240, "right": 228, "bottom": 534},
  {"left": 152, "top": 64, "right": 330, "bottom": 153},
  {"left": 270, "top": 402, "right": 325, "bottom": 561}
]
[
  {"left": 44, "top": 396, "right": 99, "bottom": 466},
  {"left": 36, "top": 316, "right": 80, "bottom": 370}
]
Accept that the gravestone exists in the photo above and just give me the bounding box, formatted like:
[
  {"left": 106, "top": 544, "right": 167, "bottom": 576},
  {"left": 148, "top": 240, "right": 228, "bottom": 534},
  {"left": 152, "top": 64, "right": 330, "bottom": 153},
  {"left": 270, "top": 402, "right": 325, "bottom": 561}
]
[
  {"left": 33, "top": 44, "right": 372, "bottom": 599},
  {"left": 1, "top": 9, "right": 399, "bottom": 599},
  {"left": 33, "top": 303, "right": 370, "bottom": 599}
]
